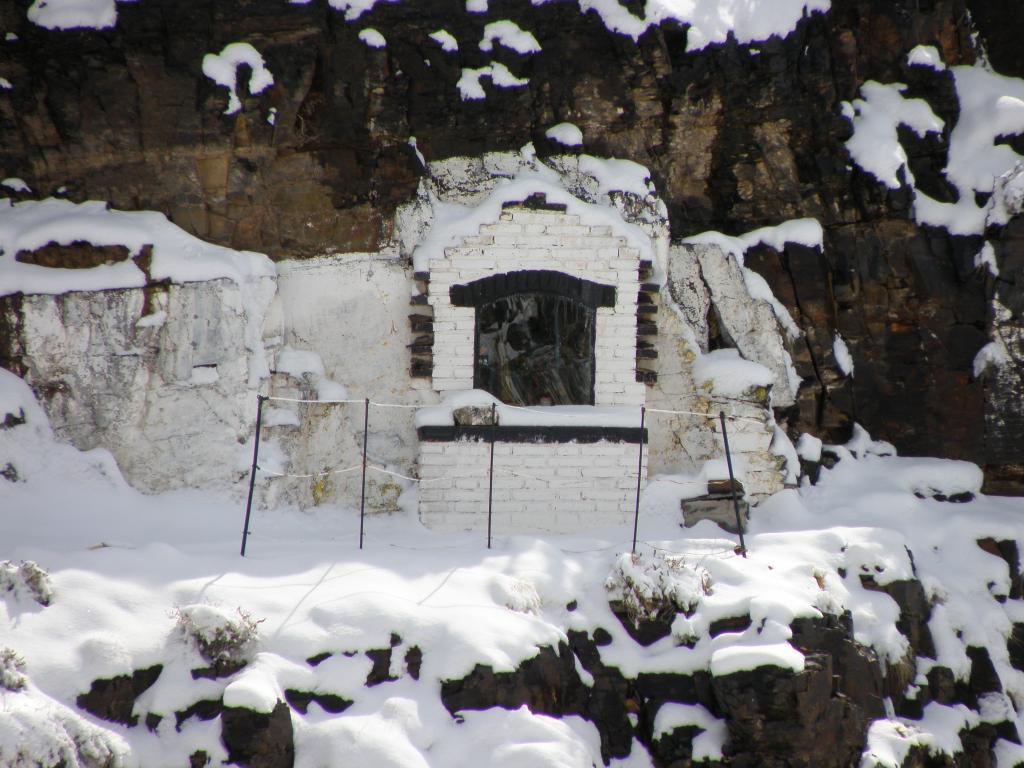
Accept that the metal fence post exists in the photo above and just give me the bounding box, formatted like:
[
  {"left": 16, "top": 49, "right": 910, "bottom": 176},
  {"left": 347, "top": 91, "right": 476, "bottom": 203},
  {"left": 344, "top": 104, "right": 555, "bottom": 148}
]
[
  {"left": 719, "top": 411, "right": 747, "bottom": 557},
  {"left": 487, "top": 402, "right": 496, "bottom": 549},
  {"left": 240, "top": 394, "right": 266, "bottom": 557},
  {"left": 631, "top": 406, "right": 646, "bottom": 555},
  {"left": 359, "top": 398, "right": 370, "bottom": 550}
]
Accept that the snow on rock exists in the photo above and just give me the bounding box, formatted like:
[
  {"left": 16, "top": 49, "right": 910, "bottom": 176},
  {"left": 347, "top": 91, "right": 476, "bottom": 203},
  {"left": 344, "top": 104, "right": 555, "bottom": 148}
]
[
  {"left": 652, "top": 703, "right": 726, "bottom": 760},
  {"left": 907, "top": 44, "right": 946, "bottom": 70},
  {"left": 862, "top": 702, "right": 980, "bottom": 766},
  {"left": 974, "top": 241, "right": 999, "bottom": 277},
  {"left": 796, "top": 433, "right": 823, "bottom": 462},
  {"left": 833, "top": 333, "right": 854, "bottom": 376},
  {"left": 479, "top": 20, "right": 541, "bottom": 54},
  {"left": 692, "top": 349, "right": 774, "bottom": 399},
  {"left": 545, "top": 122, "right": 584, "bottom": 147},
  {"left": 0, "top": 198, "right": 275, "bottom": 297},
  {"left": 359, "top": 28, "right": 386, "bottom": 48},
  {"left": 457, "top": 62, "right": 529, "bottom": 99},
  {"left": 202, "top": 42, "right": 275, "bottom": 116},
  {"left": 842, "top": 81, "right": 944, "bottom": 190},
  {"left": 709, "top": 641, "right": 805, "bottom": 676},
  {"left": 540, "top": 0, "right": 829, "bottom": 48},
  {"left": 428, "top": 29, "right": 458, "bottom": 52},
  {"left": 26, "top": 0, "right": 119, "bottom": 30},
  {"left": 0, "top": 178, "right": 28, "bottom": 193},
  {"left": 844, "top": 60, "right": 1024, "bottom": 236},
  {"left": 326, "top": 0, "right": 398, "bottom": 21},
  {"left": 990, "top": 162, "right": 1024, "bottom": 226},
  {"left": 973, "top": 340, "right": 1009, "bottom": 378}
]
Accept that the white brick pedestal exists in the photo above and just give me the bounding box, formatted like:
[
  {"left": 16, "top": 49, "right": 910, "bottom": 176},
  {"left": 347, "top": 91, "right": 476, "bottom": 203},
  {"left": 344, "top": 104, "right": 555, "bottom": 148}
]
[{"left": 418, "top": 435, "right": 647, "bottom": 533}]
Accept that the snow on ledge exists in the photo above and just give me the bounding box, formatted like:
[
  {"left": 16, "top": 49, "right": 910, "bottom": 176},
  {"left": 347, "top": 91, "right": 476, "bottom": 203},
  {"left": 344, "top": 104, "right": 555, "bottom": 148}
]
[
  {"left": 202, "top": 43, "right": 275, "bottom": 116},
  {"left": 358, "top": 28, "right": 386, "bottom": 48},
  {"left": 414, "top": 390, "right": 643, "bottom": 429},
  {"left": 457, "top": 62, "right": 529, "bottom": 100},
  {"left": 479, "top": 20, "right": 541, "bottom": 55},
  {"left": 907, "top": 44, "right": 946, "bottom": 71},
  {"left": 0, "top": 198, "right": 275, "bottom": 297},
  {"left": 692, "top": 349, "right": 774, "bottom": 399},
  {"left": 429, "top": 29, "right": 458, "bottom": 52},
  {"left": 545, "top": 123, "right": 584, "bottom": 147},
  {"left": 709, "top": 642, "right": 805, "bottom": 676},
  {"left": 27, "top": 0, "right": 120, "bottom": 30}
]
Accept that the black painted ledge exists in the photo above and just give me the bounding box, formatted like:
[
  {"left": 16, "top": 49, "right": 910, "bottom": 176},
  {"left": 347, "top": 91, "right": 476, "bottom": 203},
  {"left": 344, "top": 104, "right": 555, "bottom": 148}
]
[{"left": 417, "top": 425, "right": 648, "bottom": 443}]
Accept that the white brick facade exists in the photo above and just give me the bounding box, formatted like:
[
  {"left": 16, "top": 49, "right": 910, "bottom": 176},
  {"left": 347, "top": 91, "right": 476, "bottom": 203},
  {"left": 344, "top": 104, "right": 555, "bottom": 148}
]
[
  {"left": 427, "top": 207, "right": 646, "bottom": 405},
  {"left": 418, "top": 437, "right": 647, "bottom": 532},
  {"left": 416, "top": 203, "right": 652, "bottom": 532}
]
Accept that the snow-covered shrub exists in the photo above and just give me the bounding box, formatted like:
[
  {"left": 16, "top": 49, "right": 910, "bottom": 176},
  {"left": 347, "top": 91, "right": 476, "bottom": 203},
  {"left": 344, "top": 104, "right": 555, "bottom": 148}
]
[
  {"left": 0, "top": 689, "right": 128, "bottom": 768},
  {"left": 606, "top": 552, "right": 711, "bottom": 625},
  {"left": 0, "top": 647, "right": 26, "bottom": 691},
  {"left": 175, "top": 604, "right": 261, "bottom": 672},
  {"left": 0, "top": 560, "right": 53, "bottom": 606}
]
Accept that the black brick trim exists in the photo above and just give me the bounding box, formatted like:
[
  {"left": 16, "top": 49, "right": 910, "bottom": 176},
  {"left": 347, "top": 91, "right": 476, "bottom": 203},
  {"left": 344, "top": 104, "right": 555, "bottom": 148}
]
[
  {"left": 417, "top": 425, "right": 647, "bottom": 443},
  {"left": 450, "top": 270, "right": 616, "bottom": 309}
]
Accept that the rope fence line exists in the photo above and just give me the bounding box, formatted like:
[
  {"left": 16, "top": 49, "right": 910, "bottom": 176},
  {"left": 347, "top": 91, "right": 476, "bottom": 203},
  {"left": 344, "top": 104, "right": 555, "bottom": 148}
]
[
  {"left": 264, "top": 395, "right": 766, "bottom": 425},
  {"left": 241, "top": 394, "right": 756, "bottom": 558},
  {"left": 257, "top": 464, "right": 362, "bottom": 480}
]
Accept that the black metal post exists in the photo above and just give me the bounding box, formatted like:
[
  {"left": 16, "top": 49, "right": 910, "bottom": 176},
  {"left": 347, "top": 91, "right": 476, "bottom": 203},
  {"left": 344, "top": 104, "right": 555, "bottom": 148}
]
[
  {"left": 240, "top": 394, "right": 266, "bottom": 557},
  {"left": 487, "top": 402, "right": 496, "bottom": 549},
  {"left": 719, "top": 411, "right": 747, "bottom": 557},
  {"left": 631, "top": 406, "right": 646, "bottom": 554},
  {"left": 359, "top": 397, "right": 370, "bottom": 550}
]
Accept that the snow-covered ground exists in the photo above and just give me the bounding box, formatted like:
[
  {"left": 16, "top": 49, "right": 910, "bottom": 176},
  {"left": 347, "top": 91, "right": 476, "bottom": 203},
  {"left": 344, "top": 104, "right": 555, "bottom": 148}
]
[{"left": 4, "top": 357, "right": 1024, "bottom": 766}]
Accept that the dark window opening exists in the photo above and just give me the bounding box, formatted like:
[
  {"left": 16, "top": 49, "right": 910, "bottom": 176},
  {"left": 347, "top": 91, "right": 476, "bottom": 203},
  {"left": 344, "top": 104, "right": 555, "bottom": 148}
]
[{"left": 475, "top": 292, "right": 596, "bottom": 406}]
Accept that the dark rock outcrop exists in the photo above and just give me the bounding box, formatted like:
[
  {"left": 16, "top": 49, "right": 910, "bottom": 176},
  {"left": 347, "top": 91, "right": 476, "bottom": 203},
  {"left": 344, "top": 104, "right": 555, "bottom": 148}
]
[
  {"left": 75, "top": 664, "right": 163, "bottom": 726},
  {"left": 221, "top": 701, "right": 294, "bottom": 768}
]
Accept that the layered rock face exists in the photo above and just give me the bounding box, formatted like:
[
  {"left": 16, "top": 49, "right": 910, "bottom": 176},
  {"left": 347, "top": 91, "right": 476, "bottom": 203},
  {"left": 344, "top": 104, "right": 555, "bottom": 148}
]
[{"left": 1, "top": 0, "right": 1022, "bottom": 488}]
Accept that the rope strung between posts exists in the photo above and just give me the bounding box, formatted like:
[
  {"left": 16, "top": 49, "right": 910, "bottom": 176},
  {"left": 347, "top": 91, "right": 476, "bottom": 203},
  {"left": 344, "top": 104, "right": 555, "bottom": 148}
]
[
  {"left": 257, "top": 464, "right": 362, "bottom": 479},
  {"left": 263, "top": 395, "right": 364, "bottom": 405},
  {"left": 261, "top": 394, "right": 770, "bottom": 419},
  {"left": 645, "top": 406, "right": 766, "bottom": 426}
]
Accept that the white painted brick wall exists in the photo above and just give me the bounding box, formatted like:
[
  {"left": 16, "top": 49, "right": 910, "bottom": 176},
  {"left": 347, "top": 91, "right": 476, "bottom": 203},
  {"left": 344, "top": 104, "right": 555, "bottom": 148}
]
[
  {"left": 428, "top": 207, "right": 645, "bottom": 406},
  {"left": 418, "top": 438, "right": 647, "bottom": 533}
]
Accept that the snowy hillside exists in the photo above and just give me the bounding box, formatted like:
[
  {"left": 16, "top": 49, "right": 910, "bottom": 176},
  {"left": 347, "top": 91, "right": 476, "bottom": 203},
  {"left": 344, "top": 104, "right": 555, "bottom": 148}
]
[{"left": 4, "top": 364, "right": 1024, "bottom": 766}]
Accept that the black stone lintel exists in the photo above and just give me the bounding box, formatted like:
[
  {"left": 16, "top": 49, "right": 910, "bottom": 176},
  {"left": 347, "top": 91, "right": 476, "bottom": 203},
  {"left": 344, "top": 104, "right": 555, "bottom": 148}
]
[
  {"left": 418, "top": 425, "right": 647, "bottom": 444},
  {"left": 450, "top": 270, "right": 615, "bottom": 309},
  {"left": 501, "top": 193, "right": 568, "bottom": 212}
]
